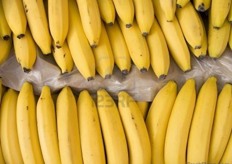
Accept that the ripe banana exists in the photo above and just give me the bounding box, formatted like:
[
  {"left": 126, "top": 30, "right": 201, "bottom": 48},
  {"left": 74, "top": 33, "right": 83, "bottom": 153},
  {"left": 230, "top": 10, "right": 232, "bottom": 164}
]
[
  {"left": 118, "top": 91, "right": 151, "bottom": 164},
  {"left": 187, "top": 76, "right": 218, "bottom": 163},
  {"left": 220, "top": 133, "right": 232, "bottom": 163},
  {"left": 37, "top": 86, "right": 61, "bottom": 164},
  {"left": 1, "top": 89, "right": 23, "bottom": 163},
  {"left": 210, "top": 0, "right": 231, "bottom": 28},
  {"left": 133, "top": 0, "right": 154, "bottom": 36},
  {"left": 67, "top": 0, "right": 95, "bottom": 81},
  {"left": 112, "top": 0, "right": 134, "bottom": 28},
  {"left": 97, "top": 0, "right": 115, "bottom": 25},
  {"left": 0, "top": 80, "right": 5, "bottom": 164},
  {"left": 76, "top": 0, "right": 101, "bottom": 47},
  {"left": 77, "top": 90, "right": 106, "bottom": 164},
  {"left": 0, "top": 37, "right": 12, "bottom": 65},
  {"left": 208, "top": 83, "right": 232, "bottom": 163},
  {"left": 176, "top": 0, "right": 190, "bottom": 8},
  {"left": 56, "top": 86, "right": 83, "bottom": 163},
  {"left": 13, "top": 27, "right": 37, "bottom": 73},
  {"left": 228, "top": 3, "right": 232, "bottom": 23},
  {"left": 119, "top": 19, "right": 150, "bottom": 73},
  {"left": 159, "top": 0, "right": 176, "bottom": 22},
  {"left": 1, "top": 0, "right": 26, "bottom": 39},
  {"left": 92, "top": 22, "right": 114, "bottom": 79},
  {"left": 17, "top": 81, "right": 44, "bottom": 163},
  {"left": 52, "top": 41, "right": 74, "bottom": 74},
  {"left": 229, "top": 27, "right": 232, "bottom": 49},
  {"left": 146, "top": 81, "right": 177, "bottom": 164},
  {"left": 137, "top": 101, "right": 150, "bottom": 119},
  {"left": 105, "top": 21, "right": 131, "bottom": 75},
  {"left": 48, "top": 0, "right": 69, "bottom": 48},
  {"left": 164, "top": 79, "right": 196, "bottom": 164},
  {"left": 152, "top": 0, "right": 191, "bottom": 72},
  {"left": 0, "top": 0, "right": 11, "bottom": 40},
  {"left": 193, "top": 0, "right": 211, "bottom": 12},
  {"left": 23, "top": 0, "right": 52, "bottom": 55},
  {"left": 146, "top": 18, "right": 170, "bottom": 79},
  {"left": 97, "top": 89, "right": 129, "bottom": 164},
  {"left": 176, "top": 1, "right": 204, "bottom": 49}
]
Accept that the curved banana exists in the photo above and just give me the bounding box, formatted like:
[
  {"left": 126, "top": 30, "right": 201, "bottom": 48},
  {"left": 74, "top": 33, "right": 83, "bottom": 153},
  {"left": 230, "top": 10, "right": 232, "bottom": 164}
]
[
  {"left": 146, "top": 81, "right": 177, "bottom": 164},
  {"left": 159, "top": 0, "right": 176, "bottom": 22},
  {"left": 229, "top": 27, "right": 232, "bottom": 50},
  {"left": 146, "top": 18, "right": 170, "bottom": 79},
  {"left": 112, "top": 0, "right": 134, "bottom": 28},
  {"left": 37, "top": 86, "right": 61, "bottom": 164},
  {"left": 97, "top": 0, "right": 115, "bottom": 25},
  {"left": 67, "top": 0, "right": 95, "bottom": 81},
  {"left": 0, "top": 80, "right": 5, "bottom": 164},
  {"left": 105, "top": 21, "right": 131, "bottom": 75},
  {"left": 193, "top": 0, "right": 211, "bottom": 12},
  {"left": 118, "top": 91, "right": 151, "bottom": 164},
  {"left": 220, "top": 133, "right": 232, "bottom": 163},
  {"left": 164, "top": 79, "right": 196, "bottom": 164},
  {"left": 48, "top": 0, "right": 68, "bottom": 48},
  {"left": 17, "top": 82, "right": 44, "bottom": 163},
  {"left": 76, "top": 0, "right": 101, "bottom": 47},
  {"left": 92, "top": 22, "right": 114, "bottom": 79},
  {"left": 23, "top": 0, "right": 52, "bottom": 55},
  {"left": 56, "top": 86, "right": 83, "bottom": 163},
  {"left": 97, "top": 89, "right": 129, "bottom": 164},
  {"left": 176, "top": 0, "right": 190, "bottom": 8},
  {"left": 137, "top": 101, "right": 150, "bottom": 119},
  {"left": 13, "top": 27, "right": 37, "bottom": 73},
  {"left": 0, "top": 0, "right": 11, "bottom": 40},
  {"left": 187, "top": 77, "right": 218, "bottom": 163},
  {"left": 228, "top": 3, "right": 232, "bottom": 23},
  {"left": 0, "top": 37, "right": 12, "bottom": 65},
  {"left": 77, "top": 90, "right": 106, "bottom": 164},
  {"left": 208, "top": 84, "right": 232, "bottom": 163}
]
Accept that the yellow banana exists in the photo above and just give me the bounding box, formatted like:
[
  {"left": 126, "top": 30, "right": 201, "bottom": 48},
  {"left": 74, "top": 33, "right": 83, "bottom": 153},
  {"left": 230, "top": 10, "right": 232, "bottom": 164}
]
[
  {"left": 119, "top": 19, "right": 150, "bottom": 73},
  {"left": 176, "top": 0, "right": 190, "bottom": 8},
  {"left": 77, "top": 90, "right": 106, "bottom": 164},
  {"left": 0, "top": 0, "right": 11, "bottom": 40},
  {"left": 0, "top": 37, "right": 12, "bottom": 65},
  {"left": 56, "top": 86, "right": 83, "bottom": 164},
  {"left": 159, "top": 0, "right": 176, "bottom": 22},
  {"left": 13, "top": 27, "right": 37, "bottom": 73},
  {"left": 146, "top": 81, "right": 177, "bottom": 164},
  {"left": 97, "top": 0, "right": 115, "bottom": 25},
  {"left": 48, "top": 0, "right": 69, "bottom": 48},
  {"left": 229, "top": 27, "right": 232, "bottom": 50},
  {"left": 208, "top": 84, "right": 232, "bottom": 163},
  {"left": 112, "top": 0, "right": 134, "bottom": 28},
  {"left": 2, "top": 0, "right": 26, "bottom": 39},
  {"left": 92, "top": 22, "right": 114, "bottom": 79},
  {"left": 97, "top": 89, "right": 128, "bottom": 164},
  {"left": 146, "top": 18, "right": 170, "bottom": 79},
  {"left": 152, "top": 0, "right": 191, "bottom": 72},
  {"left": 17, "top": 82, "right": 44, "bottom": 163},
  {"left": 37, "top": 86, "right": 61, "bottom": 164},
  {"left": 105, "top": 20, "right": 131, "bottom": 75},
  {"left": 220, "top": 133, "right": 232, "bottom": 163},
  {"left": 164, "top": 79, "right": 196, "bottom": 164},
  {"left": 187, "top": 76, "right": 218, "bottom": 163},
  {"left": 0, "top": 79, "right": 5, "bottom": 164},
  {"left": 67, "top": 0, "right": 95, "bottom": 81},
  {"left": 137, "top": 101, "right": 150, "bottom": 119},
  {"left": 76, "top": 0, "right": 101, "bottom": 47},
  {"left": 52, "top": 41, "right": 74, "bottom": 74},
  {"left": 133, "top": 0, "right": 154, "bottom": 36},
  {"left": 228, "top": 2, "right": 232, "bottom": 23},
  {"left": 23, "top": 0, "right": 52, "bottom": 55},
  {"left": 118, "top": 91, "right": 151, "bottom": 164},
  {"left": 193, "top": 0, "right": 211, "bottom": 12}
]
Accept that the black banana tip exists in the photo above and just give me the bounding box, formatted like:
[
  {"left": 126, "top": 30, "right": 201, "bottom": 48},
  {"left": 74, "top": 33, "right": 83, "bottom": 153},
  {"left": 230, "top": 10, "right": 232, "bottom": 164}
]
[
  {"left": 91, "top": 44, "right": 97, "bottom": 48},
  {"left": 87, "top": 77, "right": 94, "bottom": 81},
  {"left": 198, "top": 54, "right": 206, "bottom": 59},
  {"left": 126, "top": 24, "right": 132, "bottom": 28},
  {"left": 107, "top": 22, "right": 114, "bottom": 26},
  {"left": 23, "top": 67, "right": 31, "bottom": 73},
  {"left": 3, "top": 35, "right": 10, "bottom": 40},
  {"left": 121, "top": 69, "right": 129, "bottom": 75},
  {"left": 140, "top": 68, "right": 148, "bottom": 73},
  {"left": 213, "top": 26, "right": 220, "bottom": 30},
  {"left": 105, "top": 74, "right": 112, "bottom": 79},
  {"left": 17, "top": 34, "right": 25, "bottom": 39},
  {"left": 195, "top": 45, "right": 201, "bottom": 49},
  {"left": 158, "top": 74, "right": 167, "bottom": 80},
  {"left": 176, "top": 4, "right": 182, "bottom": 8},
  {"left": 142, "top": 32, "right": 149, "bottom": 37},
  {"left": 197, "top": 3, "right": 206, "bottom": 12}
]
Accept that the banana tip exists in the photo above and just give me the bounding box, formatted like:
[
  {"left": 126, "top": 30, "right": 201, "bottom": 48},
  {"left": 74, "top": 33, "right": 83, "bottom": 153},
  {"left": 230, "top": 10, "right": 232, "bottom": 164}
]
[
  {"left": 23, "top": 67, "right": 31, "bottom": 73},
  {"left": 158, "top": 74, "right": 167, "bottom": 80},
  {"left": 140, "top": 68, "right": 148, "bottom": 73},
  {"left": 176, "top": 4, "right": 182, "bottom": 8},
  {"left": 105, "top": 74, "right": 112, "bottom": 79},
  {"left": 122, "top": 69, "right": 129, "bottom": 75},
  {"left": 126, "top": 24, "right": 132, "bottom": 28},
  {"left": 17, "top": 34, "right": 25, "bottom": 39},
  {"left": 3, "top": 35, "right": 11, "bottom": 41},
  {"left": 142, "top": 32, "right": 149, "bottom": 37},
  {"left": 87, "top": 77, "right": 94, "bottom": 81},
  {"left": 197, "top": 4, "right": 206, "bottom": 12}
]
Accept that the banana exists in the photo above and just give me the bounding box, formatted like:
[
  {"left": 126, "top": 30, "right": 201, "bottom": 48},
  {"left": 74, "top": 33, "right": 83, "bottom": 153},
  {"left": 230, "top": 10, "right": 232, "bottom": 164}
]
[
  {"left": 97, "top": 89, "right": 128, "bottom": 164},
  {"left": 1, "top": 0, "right": 26, "bottom": 39},
  {"left": 152, "top": 0, "right": 191, "bottom": 72},
  {"left": 228, "top": 2, "right": 232, "bottom": 23},
  {"left": 164, "top": 79, "right": 196, "bottom": 164},
  {"left": 210, "top": 0, "right": 231, "bottom": 28},
  {"left": 105, "top": 20, "right": 131, "bottom": 75},
  {"left": 56, "top": 86, "right": 83, "bottom": 163},
  {"left": 17, "top": 81, "right": 44, "bottom": 163},
  {"left": 13, "top": 27, "right": 37, "bottom": 73},
  {"left": 48, "top": 0, "right": 68, "bottom": 48},
  {"left": 0, "top": 79, "right": 5, "bottom": 164},
  {"left": 92, "top": 22, "right": 114, "bottom": 79},
  {"left": 193, "top": 0, "right": 211, "bottom": 12},
  {"left": 133, "top": 0, "right": 154, "bottom": 36},
  {"left": 52, "top": 41, "right": 74, "bottom": 74},
  {"left": 0, "top": 0, "right": 11, "bottom": 40},
  {"left": 0, "top": 37, "right": 12, "bottom": 65},
  {"left": 146, "top": 18, "right": 170, "bottom": 79},
  {"left": 176, "top": 1, "right": 204, "bottom": 49},
  {"left": 23, "top": 0, "right": 52, "bottom": 55},
  {"left": 67, "top": 0, "right": 95, "bottom": 81},
  {"left": 118, "top": 91, "right": 151, "bottom": 164},
  {"left": 119, "top": 19, "right": 150, "bottom": 73},
  {"left": 159, "top": 0, "right": 176, "bottom": 22},
  {"left": 220, "top": 133, "right": 232, "bottom": 163},
  {"left": 187, "top": 76, "right": 218, "bottom": 163},
  {"left": 208, "top": 84, "right": 232, "bottom": 163},
  {"left": 137, "top": 101, "right": 150, "bottom": 119},
  {"left": 37, "top": 86, "right": 61, "bottom": 164},
  {"left": 77, "top": 90, "right": 106, "bottom": 164},
  {"left": 97, "top": 0, "right": 115, "bottom": 25},
  {"left": 112, "top": 0, "right": 134, "bottom": 28},
  {"left": 76, "top": 0, "right": 101, "bottom": 47},
  {"left": 176, "top": 0, "right": 190, "bottom": 8},
  {"left": 229, "top": 27, "right": 232, "bottom": 49},
  {"left": 146, "top": 81, "right": 177, "bottom": 164}
]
